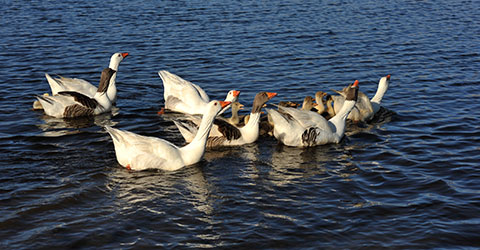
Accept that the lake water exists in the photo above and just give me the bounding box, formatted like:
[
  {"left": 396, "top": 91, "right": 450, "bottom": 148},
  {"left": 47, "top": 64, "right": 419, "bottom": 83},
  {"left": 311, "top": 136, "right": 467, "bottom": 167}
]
[{"left": 1, "top": 0, "right": 480, "bottom": 249}]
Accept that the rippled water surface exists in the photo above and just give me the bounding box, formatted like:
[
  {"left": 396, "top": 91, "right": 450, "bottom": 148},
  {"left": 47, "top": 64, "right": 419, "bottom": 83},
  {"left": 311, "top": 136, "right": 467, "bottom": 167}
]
[{"left": 1, "top": 0, "right": 480, "bottom": 249}]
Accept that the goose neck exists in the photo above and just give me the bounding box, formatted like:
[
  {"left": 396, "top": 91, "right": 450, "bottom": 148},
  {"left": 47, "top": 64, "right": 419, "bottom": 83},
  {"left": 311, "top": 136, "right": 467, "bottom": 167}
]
[
  {"left": 109, "top": 60, "right": 121, "bottom": 71},
  {"left": 179, "top": 111, "right": 216, "bottom": 165},
  {"left": 241, "top": 112, "right": 260, "bottom": 143},
  {"left": 107, "top": 72, "right": 118, "bottom": 102},
  {"left": 370, "top": 78, "right": 389, "bottom": 105},
  {"left": 329, "top": 100, "right": 355, "bottom": 138}
]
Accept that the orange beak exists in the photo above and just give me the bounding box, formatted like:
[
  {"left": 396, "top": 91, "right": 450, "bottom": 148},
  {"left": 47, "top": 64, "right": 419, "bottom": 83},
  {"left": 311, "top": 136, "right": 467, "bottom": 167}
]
[
  {"left": 266, "top": 92, "right": 277, "bottom": 99},
  {"left": 232, "top": 90, "right": 240, "bottom": 97},
  {"left": 121, "top": 52, "right": 129, "bottom": 58},
  {"left": 353, "top": 80, "right": 359, "bottom": 87},
  {"left": 312, "top": 102, "right": 318, "bottom": 106},
  {"left": 219, "top": 101, "right": 231, "bottom": 108},
  {"left": 386, "top": 74, "right": 391, "bottom": 80}
]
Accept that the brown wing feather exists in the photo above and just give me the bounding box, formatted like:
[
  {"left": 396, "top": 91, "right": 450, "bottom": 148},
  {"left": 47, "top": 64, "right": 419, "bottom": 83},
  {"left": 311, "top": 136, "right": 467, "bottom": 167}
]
[
  {"left": 63, "top": 104, "right": 94, "bottom": 118},
  {"left": 58, "top": 91, "right": 98, "bottom": 109},
  {"left": 213, "top": 119, "right": 242, "bottom": 140},
  {"left": 206, "top": 136, "right": 227, "bottom": 148}
]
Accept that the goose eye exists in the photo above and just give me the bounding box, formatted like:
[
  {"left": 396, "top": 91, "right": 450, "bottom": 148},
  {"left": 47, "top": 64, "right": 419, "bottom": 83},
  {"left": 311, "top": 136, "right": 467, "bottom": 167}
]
[{"left": 214, "top": 102, "right": 218, "bottom": 106}]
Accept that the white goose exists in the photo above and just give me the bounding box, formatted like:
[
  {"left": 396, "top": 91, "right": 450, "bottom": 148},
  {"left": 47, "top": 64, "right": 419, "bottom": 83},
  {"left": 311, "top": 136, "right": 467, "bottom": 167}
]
[
  {"left": 158, "top": 70, "right": 240, "bottom": 115},
  {"left": 36, "top": 68, "right": 116, "bottom": 118},
  {"left": 267, "top": 80, "right": 359, "bottom": 147},
  {"left": 47, "top": 52, "right": 128, "bottom": 101},
  {"left": 332, "top": 75, "right": 390, "bottom": 122},
  {"left": 33, "top": 52, "right": 128, "bottom": 110},
  {"left": 105, "top": 100, "right": 231, "bottom": 171},
  {"left": 174, "top": 92, "right": 277, "bottom": 148}
]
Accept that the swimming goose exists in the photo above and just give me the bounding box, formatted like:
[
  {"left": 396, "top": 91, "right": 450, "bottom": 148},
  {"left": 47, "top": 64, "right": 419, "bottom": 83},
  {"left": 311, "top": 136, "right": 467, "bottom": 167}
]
[
  {"left": 267, "top": 80, "right": 359, "bottom": 147},
  {"left": 105, "top": 100, "right": 231, "bottom": 171},
  {"left": 174, "top": 92, "right": 277, "bottom": 147},
  {"left": 332, "top": 75, "right": 390, "bottom": 122},
  {"left": 158, "top": 70, "right": 240, "bottom": 115},
  {"left": 36, "top": 68, "right": 116, "bottom": 118},
  {"left": 40, "top": 52, "right": 128, "bottom": 104}
]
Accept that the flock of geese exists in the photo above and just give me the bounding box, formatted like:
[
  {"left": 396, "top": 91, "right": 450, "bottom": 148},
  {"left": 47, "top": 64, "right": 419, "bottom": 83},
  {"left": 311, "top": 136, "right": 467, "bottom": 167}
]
[{"left": 33, "top": 52, "right": 391, "bottom": 171}]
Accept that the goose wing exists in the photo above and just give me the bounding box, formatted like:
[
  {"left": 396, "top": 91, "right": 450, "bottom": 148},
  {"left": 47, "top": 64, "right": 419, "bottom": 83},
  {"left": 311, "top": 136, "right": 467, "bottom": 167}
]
[
  {"left": 159, "top": 70, "right": 208, "bottom": 104},
  {"left": 277, "top": 106, "right": 329, "bottom": 130},
  {"left": 46, "top": 73, "right": 96, "bottom": 96}
]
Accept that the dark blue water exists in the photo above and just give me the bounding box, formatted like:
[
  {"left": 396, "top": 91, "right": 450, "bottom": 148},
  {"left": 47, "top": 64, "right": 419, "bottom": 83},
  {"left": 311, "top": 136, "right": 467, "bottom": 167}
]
[{"left": 1, "top": 0, "right": 480, "bottom": 249}]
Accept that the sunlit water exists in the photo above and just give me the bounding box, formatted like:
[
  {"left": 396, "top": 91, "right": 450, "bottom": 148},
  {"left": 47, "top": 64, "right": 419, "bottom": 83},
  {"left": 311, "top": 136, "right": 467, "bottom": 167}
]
[{"left": 1, "top": 0, "right": 479, "bottom": 249}]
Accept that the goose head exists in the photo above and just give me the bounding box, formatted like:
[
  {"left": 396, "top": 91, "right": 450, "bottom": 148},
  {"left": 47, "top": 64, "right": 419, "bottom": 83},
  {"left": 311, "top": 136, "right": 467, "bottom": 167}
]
[
  {"left": 383, "top": 74, "right": 391, "bottom": 86},
  {"left": 315, "top": 91, "right": 327, "bottom": 104},
  {"left": 379, "top": 74, "right": 390, "bottom": 91},
  {"left": 206, "top": 100, "right": 231, "bottom": 118},
  {"left": 108, "top": 52, "right": 129, "bottom": 70},
  {"left": 225, "top": 90, "right": 241, "bottom": 103},
  {"left": 252, "top": 92, "right": 277, "bottom": 113},
  {"left": 345, "top": 80, "right": 359, "bottom": 102},
  {"left": 229, "top": 102, "right": 244, "bottom": 124},
  {"left": 301, "top": 96, "right": 317, "bottom": 111},
  {"left": 219, "top": 90, "right": 240, "bottom": 115},
  {"left": 232, "top": 102, "right": 244, "bottom": 113}
]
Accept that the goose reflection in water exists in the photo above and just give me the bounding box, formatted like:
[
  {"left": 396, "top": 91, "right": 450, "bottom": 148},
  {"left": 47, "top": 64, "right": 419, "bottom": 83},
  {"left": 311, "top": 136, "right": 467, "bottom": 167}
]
[
  {"left": 268, "top": 141, "right": 366, "bottom": 187},
  {"left": 269, "top": 145, "right": 330, "bottom": 187},
  {"left": 35, "top": 107, "right": 119, "bottom": 137},
  {"left": 106, "top": 166, "right": 221, "bottom": 247},
  {"left": 107, "top": 163, "right": 215, "bottom": 216},
  {"left": 202, "top": 141, "right": 260, "bottom": 164}
]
